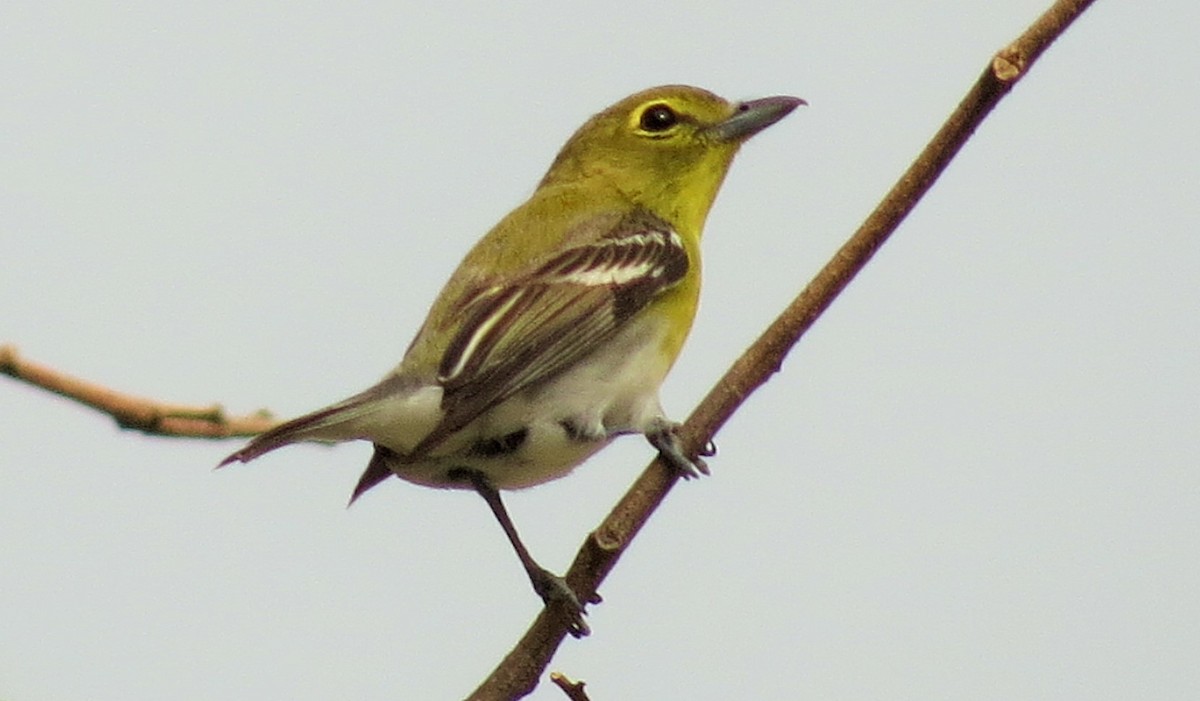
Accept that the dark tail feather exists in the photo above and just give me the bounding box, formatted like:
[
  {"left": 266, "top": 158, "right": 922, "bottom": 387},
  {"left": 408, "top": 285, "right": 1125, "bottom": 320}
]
[
  {"left": 217, "top": 374, "right": 424, "bottom": 469},
  {"left": 348, "top": 445, "right": 399, "bottom": 505},
  {"left": 215, "top": 380, "right": 406, "bottom": 468},
  {"left": 216, "top": 402, "right": 350, "bottom": 468}
]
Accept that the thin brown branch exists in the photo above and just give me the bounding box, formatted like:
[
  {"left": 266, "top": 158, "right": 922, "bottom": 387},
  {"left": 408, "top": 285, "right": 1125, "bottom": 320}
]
[
  {"left": 466, "top": 0, "right": 1098, "bottom": 698},
  {"left": 0, "top": 344, "right": 278, "bottom": 438},
  {"left": 548, "top": 673, "right": 591, "bottom": 701}
]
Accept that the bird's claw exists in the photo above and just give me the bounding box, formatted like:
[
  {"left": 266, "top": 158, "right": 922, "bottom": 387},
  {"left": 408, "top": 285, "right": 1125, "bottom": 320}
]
[
  {"left": 531, "top": 567, "right": 593, "bottom": 638},
  {"left": 647, "top": 425, "right": 710, "bottom": 479}
]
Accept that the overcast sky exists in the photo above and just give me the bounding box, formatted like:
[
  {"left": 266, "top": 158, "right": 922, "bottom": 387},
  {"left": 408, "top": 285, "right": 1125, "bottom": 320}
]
[{"left": 3, "top": 2, "right": 1198, "bottom": 699}]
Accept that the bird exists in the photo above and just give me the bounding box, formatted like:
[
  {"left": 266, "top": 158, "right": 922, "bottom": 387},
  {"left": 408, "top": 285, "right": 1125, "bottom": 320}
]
[{"left": 219, "top": 85, "right": 803, "bottom": 636}]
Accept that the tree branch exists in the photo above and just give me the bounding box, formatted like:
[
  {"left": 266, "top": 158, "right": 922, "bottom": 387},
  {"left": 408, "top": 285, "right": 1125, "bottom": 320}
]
[
  {"left": 0, "top": 344, "right": 277, "bottom": 438},
  {"left": 548, "top": 673, "right": 591, "bottom": 701},
  {"left": 465, "top": 0, "right": 1099, "bottom": 698}
]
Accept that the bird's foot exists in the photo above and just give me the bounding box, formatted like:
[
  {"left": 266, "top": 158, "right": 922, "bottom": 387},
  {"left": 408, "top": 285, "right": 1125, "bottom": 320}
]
[
  {"left": 529, "top": 567, "right": 600, "bottom": 638},
  {"left": 646, "top": 423, "right": 711, "bottom": 479}
]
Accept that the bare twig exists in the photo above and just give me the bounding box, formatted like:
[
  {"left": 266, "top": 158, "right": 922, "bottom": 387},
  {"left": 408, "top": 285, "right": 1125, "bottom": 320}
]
[
  {"left": 0, "top": 344, "right": 277, "bottom": 438},
  {"left": 548, "top": 673, "right": 590, "bottom": 701},
  {"left": 466, "top": 0, "right": 1098, "bottom": 698}
]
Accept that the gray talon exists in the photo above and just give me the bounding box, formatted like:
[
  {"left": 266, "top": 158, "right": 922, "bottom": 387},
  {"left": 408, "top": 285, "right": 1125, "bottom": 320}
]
[
  {"left": 646, "top": 425, "right": 709, "bottom": 478},
  {"left": 531, "top": 568, "right": 590, "bottom": 638}
]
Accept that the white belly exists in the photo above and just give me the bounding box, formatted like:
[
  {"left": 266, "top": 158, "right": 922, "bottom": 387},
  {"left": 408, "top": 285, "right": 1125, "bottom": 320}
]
[{"left": 390, "top": 319, "right": 674, "bottom": 490}]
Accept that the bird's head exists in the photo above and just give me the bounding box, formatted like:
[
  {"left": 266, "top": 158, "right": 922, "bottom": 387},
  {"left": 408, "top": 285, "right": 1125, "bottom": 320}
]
[{"left": 539, "top": 85, "right": 804, "bottom": 230}]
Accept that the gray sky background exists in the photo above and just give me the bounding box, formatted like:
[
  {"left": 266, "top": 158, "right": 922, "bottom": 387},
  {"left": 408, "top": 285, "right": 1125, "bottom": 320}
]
[{"left": 3, "top": 2, "right": 1198, "bottom": 699}]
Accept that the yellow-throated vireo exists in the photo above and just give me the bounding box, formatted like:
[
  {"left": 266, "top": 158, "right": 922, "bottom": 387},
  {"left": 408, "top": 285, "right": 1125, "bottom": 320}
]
[{"left": 221, "top": 85, "right": 803, "bottom": 636}]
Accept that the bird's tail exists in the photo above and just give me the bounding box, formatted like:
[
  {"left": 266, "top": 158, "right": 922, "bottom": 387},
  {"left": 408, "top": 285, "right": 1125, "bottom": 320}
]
[
  {"left": 216, "top": 374, "right": 430, "bottom": 467},
  {"left": 216, "top": 396, "right": 373, "bottom": 466},
  {"left": 349, "top": 445, "right": 402, "bottom": 504}
]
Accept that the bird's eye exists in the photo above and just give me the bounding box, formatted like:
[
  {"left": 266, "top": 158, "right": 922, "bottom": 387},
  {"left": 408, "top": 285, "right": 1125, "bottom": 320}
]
[{"left": 639, "top": 104, "right": 678, "bottom": 132}]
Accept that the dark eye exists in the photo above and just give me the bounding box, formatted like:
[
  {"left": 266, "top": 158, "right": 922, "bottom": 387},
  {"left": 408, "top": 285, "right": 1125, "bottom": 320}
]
[{"left": 639, "top": 104, "right": 678, "bottom": 132}]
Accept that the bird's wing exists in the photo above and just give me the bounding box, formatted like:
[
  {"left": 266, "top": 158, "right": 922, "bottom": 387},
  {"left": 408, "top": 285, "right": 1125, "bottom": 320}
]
[{"left": 413, "top": 209, "right": 689, "bottom": 454}]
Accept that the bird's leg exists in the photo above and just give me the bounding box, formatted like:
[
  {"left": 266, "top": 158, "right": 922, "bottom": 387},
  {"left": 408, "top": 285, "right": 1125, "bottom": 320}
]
[
  {"left": 645, "top": 420, "right": 711, "bottom": 479},
  {"left": 457, "top": 469, "right": 593, "bottom": 638}
]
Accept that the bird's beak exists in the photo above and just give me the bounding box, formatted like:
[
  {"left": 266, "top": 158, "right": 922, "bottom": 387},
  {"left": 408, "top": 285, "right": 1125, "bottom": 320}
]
[{"left": 708, "top": 95, "right": 806, "bottom": 142}]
